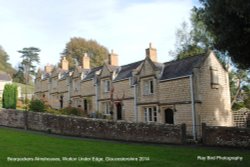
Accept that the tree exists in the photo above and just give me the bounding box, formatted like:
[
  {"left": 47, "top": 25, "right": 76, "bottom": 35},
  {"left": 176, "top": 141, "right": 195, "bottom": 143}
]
[
  {"left": 2, "top": 84, "right": 18, "bottom": 109},
  {"left": 171, "top": 8, "right": 250, "bottom": 111},
  {"left": 13, "top": 63, "right": 26, "bottom": 84},
  {"left": 18, "top": 47, "right": 40, "bottom": 110},
  {"left": 0, "top": 46, "right": 15, "bottom": 75},
  {"left": 61, "top": 37, "right": 109, "bottom": 69},
  {"left": 169, "top": 10, "right": 214, "bottom": 60},
  {"left": 18, "top": 47, "right": 40, "bottom": 84},
  {"left": 195, "top": 0, "right": 250, "bottom": 69},
  {"left": 230, "top": 69, "right": 250, "bottom": 110}
]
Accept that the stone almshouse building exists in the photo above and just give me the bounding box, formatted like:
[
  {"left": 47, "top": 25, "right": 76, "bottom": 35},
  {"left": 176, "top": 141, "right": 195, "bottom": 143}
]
[{"left": 35, "top": 44, "right": 233, "bottom": 137}]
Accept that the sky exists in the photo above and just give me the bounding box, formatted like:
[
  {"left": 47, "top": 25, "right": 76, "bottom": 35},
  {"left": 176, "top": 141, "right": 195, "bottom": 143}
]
[{"left": 0, "top": 0, "right": 200, "bottom": 69}]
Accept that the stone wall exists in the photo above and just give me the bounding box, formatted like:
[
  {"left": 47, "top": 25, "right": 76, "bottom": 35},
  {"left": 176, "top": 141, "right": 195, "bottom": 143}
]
[
  {"left": 202, "top": 123, "right": 250, "bottom": 148},
  {"left": 0, "top": 109, "right": 186, "bottom": 144}
]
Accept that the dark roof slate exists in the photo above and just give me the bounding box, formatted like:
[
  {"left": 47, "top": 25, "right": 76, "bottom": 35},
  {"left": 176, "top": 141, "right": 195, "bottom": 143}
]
[
  {"left": 114, "top": 60, "right": 143, "bottom": 81},
  {"left": 83, "top": 66, "right": 103, "bottom": 81},
  {"left": 160, "top": 54, "right": 206, "bottom": 80}
]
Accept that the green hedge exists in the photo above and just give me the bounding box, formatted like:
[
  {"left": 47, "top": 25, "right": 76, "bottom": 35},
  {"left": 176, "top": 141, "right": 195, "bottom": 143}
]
[{"left": 2, "top": 84, "right": 18, "bottom": 109}]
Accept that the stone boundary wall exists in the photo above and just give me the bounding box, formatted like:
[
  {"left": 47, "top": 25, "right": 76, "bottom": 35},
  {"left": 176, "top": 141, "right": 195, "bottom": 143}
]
[
  {"left": 0, "top": 109, "right": 186, "bottom": 144},
  {"left": 202, "top": 123, "right": 250, "bottom": 148}
]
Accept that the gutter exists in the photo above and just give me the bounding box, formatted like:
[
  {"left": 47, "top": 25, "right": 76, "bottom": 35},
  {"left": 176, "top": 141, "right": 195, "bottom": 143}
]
[
  {"left": 133, "top": 84, "right": 138, "bottom": 122},
  {"left": 189, "top": 74, "right": 197, "bottom": 141},
  {"left": 95, "top": 82, "right": 99, "bottom": 112}
]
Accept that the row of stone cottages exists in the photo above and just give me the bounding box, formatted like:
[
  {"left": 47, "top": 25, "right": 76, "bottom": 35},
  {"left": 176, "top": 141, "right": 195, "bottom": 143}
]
[{"left": 34, "top": 44, "right": 234, "bottom": 137}]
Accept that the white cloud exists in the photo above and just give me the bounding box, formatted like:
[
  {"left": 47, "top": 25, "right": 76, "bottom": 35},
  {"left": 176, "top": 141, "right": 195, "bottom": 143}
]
[{"left": 0, "top": 0, "right": 193, "bottom": 68}]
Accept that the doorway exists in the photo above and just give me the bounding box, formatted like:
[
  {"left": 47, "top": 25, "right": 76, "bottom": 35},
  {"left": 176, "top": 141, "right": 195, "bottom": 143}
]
[
  {"left": 116, "top": 103, "right": 122, "bottom": 120},
  {"left": 165, "top": 108, "right": 174, "bottom": 124}
]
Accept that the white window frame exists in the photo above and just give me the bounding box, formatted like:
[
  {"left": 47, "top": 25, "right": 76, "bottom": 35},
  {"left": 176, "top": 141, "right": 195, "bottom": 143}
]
[
  {"left": 143, "top": 79, "right": 154, "bottom": 95},
  {"left": 103, "top": 102, "right": 111, "bottom": 115},
  {"left": 144, "top": 107, "right": 157, "bottom": 123}
]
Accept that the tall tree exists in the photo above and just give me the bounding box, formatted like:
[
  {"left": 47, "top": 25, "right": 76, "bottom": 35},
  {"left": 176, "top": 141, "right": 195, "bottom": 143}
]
[
  {"left": 61, "top": 37, "right": 109, "bottom": 69},
  {"left": 0, "top": 46, "right": 15, "bottom": 75},
  {"left": 195, "top": 0, "right": 250, "bottom": 69},
  {"left": 230, "top": 69, "right": 250, "bottom": 110},
  {"left": 169, "top": 9, "right": 214, "bottom": 60},
  {"left": 18, "top": 47, "right": 40, "bottom": 84},
  {"left": 171, "top": 9, "right": 250, "bottom": 110}
]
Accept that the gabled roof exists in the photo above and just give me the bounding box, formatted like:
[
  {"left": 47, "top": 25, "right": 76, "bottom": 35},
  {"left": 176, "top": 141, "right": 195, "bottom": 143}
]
[
  {"left": 83, "top": 66, "right": 103, "bottom": 81},
  {"left": 113, "top": 60, "right": 143, "bottom": 81},
  {"left": 160, "top": 54, "right": 206, "bottom": 80},
  {"left": 0, "top": 71, "right": 11, "bottom": 81}
]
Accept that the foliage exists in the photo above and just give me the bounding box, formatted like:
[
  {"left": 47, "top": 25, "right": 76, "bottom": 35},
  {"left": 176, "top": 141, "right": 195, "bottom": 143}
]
[
  {"left": 60, "top": 106, "right": 87, "bottom": 117},
  {"left": 171, "top": 6, "right": 250, "bottom": 110},
  {"left": 45, "top": 107, "right": 62, "bottom": 115},
  {"left": 195, "top": 0, "right": 250, "bottom": 69},
  {"left": 29, "top": 99, "right": 45, "bottom": 112},
  {"left": 231, "top": 73, "right": 250, "bottom": 111},
  {"left": 12, "top": 63, "right": 27, "bottom": 84},
  {"left": 18, "top": 47, "right": 40, "bottom": 83},
  {"left": 0, "top": 46, "right": 15, "bottom": 75},
  {"left": 169, "top": 15, "right": 209, "bottom": 60},
  {"left": 2, "top": 84, "right": 18, "bottom": 109},
  {"left": 61, "top": 37, "right": 109, "bottom": 69}
]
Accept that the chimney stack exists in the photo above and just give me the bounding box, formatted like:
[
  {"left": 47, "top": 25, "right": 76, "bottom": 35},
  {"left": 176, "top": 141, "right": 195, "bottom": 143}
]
[
  {"left": 82, "top": 53, "right": 90, "bottom": 69},
  {"left": 62, "top": 57, "right": 69, "bottom": 71},
  {"left": 109, "top": 49, "right": 118, "bottom": 66},
  {"left": 146, "top": 43, "right": 157, "bottom": 62},
  {"left": 44, "top": 64, "right": 53, "bottom": 73}
]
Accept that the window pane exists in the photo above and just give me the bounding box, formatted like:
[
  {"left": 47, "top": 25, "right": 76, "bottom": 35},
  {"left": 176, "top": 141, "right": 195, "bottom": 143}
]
[
  {"left": 144, "top": 108, "right": 147, "bottom": 122},
  {"left": 144, "top": 81, "right": 149, "bottom": 95},
  {"left": 154, "top": 111, "right": 157, "bottom": 122},
  {"left": 149, "top": 108, "right": 152, "bottom": 121},
  {"left": 150, "top": 80, "right": 154, "bottom": 93}
]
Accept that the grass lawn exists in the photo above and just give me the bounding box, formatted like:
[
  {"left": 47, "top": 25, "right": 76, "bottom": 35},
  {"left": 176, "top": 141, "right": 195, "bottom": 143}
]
[{"left": 0, "top": 127, "right": 249, "bottom": 167}]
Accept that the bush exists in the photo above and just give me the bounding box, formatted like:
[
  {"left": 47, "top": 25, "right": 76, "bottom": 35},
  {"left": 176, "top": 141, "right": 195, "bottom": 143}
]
[
  {"left": 2, "top": 84, "right": 18, "bottom": 109},
  {"left": 29, "top": 99, "right": 45, "bottom": 112},
  {"left": 60, "top": 106, "right": 87, "bottom": 116}
]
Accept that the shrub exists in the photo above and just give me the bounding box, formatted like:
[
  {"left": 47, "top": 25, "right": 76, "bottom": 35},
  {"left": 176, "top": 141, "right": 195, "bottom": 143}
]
[
  {"left": 2, "top": 84, "right": 18, "bottom": 109},
  {"left": 29, "top": 99, "right": 45, "bottom": 112},
  {"left": 60, "top": 106, "right": 87, "bottom": 116}
]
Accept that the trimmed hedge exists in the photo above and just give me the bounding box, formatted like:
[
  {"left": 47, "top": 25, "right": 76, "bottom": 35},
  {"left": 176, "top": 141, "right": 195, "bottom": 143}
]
[{"left": 2, "top": 84, "right": 18, "bottom": 109}]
